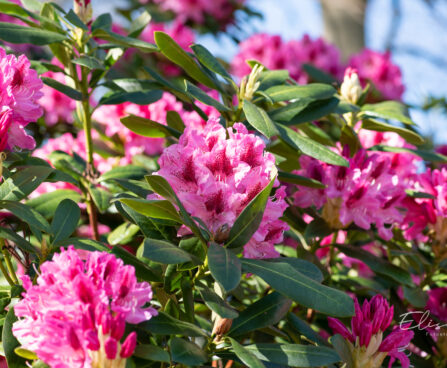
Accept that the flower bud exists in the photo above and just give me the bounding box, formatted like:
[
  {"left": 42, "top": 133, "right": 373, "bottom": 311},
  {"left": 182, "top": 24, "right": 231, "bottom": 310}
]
[
  {"left": 239, "top": 64, "right": 264, "bottom": 101},
  {"left": 104, "top": 337, "right": 118, "bottom": 360},
  {"left": 212, "top": 317, "right": 233, "bottom": 342},
  {"left": 340, "top": 67, "right": 362, "bottom": 104},
  {"left": 73, "top": 0, "right": 92, "bottom": 24},
  {"left": 120, "top": 332, "right": 137, "bottom": 358}
]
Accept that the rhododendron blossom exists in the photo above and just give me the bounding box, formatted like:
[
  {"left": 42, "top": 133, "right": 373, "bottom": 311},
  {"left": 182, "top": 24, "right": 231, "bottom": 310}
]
[
  {"left": 348, "top": 49, "right": 404, "bottom": 101},
  {"left": 13, "top": 246, "right": 157, "bottom": 368},
  {"left": 328, "top": 295, "right": 414, "bottom": 368},
  {"left": 153, "top": 118, "right": 288, "bottom": 258},
  {"left": 0, "top": 47, "right": 43, "bottom": 150},
  {"left": 293, "top": 148, "right": 407, "bottom": 240}
]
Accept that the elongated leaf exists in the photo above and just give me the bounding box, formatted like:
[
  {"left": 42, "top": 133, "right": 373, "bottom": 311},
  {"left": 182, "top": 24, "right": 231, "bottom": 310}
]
[
  {"left": 269, "top": 99, "right": 313, "bottom": 122},
  {"left": 302, "top": 63, "right": 338, "bottom": 84},
  {"left": 0, "top": 21, "right": 66, "bottom": 45},
  {"left": 72, "top": 56, "right": 104, "bottom": 70},
  {"left": 93, "top": 29, "right": 158, "bottom": 52},
  {"left": 120, "top": 114, "right": 181, "bottom": 138},
  {"left": 170, "top": 338, "right": 208, "bottom": 366},
  {"left": 87, "top": 185, "right": 111, "bottom": 213},
  {"left": 336, "top": 244, "right": 413, "bottom": 286},
  {"left": 277, "top": 124, "right": 348, "bottom": 166},
  {"left": 362, "top": 118, "right": 423, "bottom": 145},
  {"left": 133, "top": 344, "right": 170, "bottom": 363},
  {"left": 27, "top": 190, "right": 81, "bottom": 219},
  {"left": 112, "top": 246, "right": 161, "bottom": 282},
  {"left": 42, "top": 77, "right": 83, "bottom": 101},
  {"left": 58, "top": 237, "right": 111, "bottom": 252},
  {"left": 65, "top": 9, "right": 88, "bottom": 30},
  {"left": 242, "top": 259, "right": 354, "bottom": 317},
  {"left": 266, "top": 258, "right": 323, "bottom": 282},
  {"left": 91, "top": 13, "right": 111, "bottom": 31},
  {"left": 227, "top": 176, "right": 275, "bottom": 248},
  {"left": 244, "top": 343, "right": 340, "bottom": 367},
  {"left": 243, "top": 100, "right": 278, "bottom": 138},
  {"left": 0, "top": 200, "right": 50, "bottom": 233},
  {"left": 154, "top": 31, "right": 214, "bottom": 88},
  {"left": 3, "top": 307, "right": 27, "bottom": 368},
  {"left": 330, "top": 335, "right": 354, "bottom": 368},
  {"left": 166, "top": 110, "right": 185, "bottom": 132},
  {"left": 128, "top": 10, "right": 151, "bottom": 38},
  {"left": 361, "top": 101, "right": 415, "bottom": 125},
  {"left": 107, "top": 222, "right": 139, "bottom": 245},
  {"left": 265, "top": 84, "right": 336, "bottom": 102},
  {"left": 185, "top": 81, "right": 230, "bottom": 111},
  {"left": 208, "top": 242, "right": 241, "bottom": 292},
  {"left": 0, "top": 227, "right": 37, "bottom": 254},
  {"left": 230, "top": 292, "right": 291, "bottom": 336},
  {"left": 191, "top": 44, "right": 233, "bottom": 82},
  {"left": 287, "top": 313, "right": 329, "bottom": 345},
  {"left": 142, "top": 311, "right": 208, "bottom": 337},
  {"left": 99, "top": 165, "right": 147, "bottom": 181},
  {"left": 143, "top": 238, "right": 196, "bottom": 264},
  {"left": 258, "top": 70, "right": 290, "bottom": 90},
  {"left": 229, "top": 338, "right": 265, "bottom": 368},
  {"left": 99, "top": 89, "right": 162, "bottom": 105},
  {"left": 285, "top": 97, "right": 339, "bottom": 125},
  {"left": 50, "top": 199, "right": 80, "bottom": 245},
  {"left": 118, "top": 198, "right": 182, "bottom": 223},
  {"left": 197, "top": 283, "right": 238, "bottom": 319},
  {"left": 278, "top": 172, "right": 325, "bottom": 188},
  {"left": 0, "top": 166, "right": 53, "bottom": 201}
]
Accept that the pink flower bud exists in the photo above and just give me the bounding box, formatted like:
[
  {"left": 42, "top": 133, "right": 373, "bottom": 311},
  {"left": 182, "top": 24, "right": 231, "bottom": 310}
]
[
  {"left": 120, "top": 332, "right": 137, "bottom": 358},
  {"left": 104, "top": 337, "right": 117, "bottom": 360}
]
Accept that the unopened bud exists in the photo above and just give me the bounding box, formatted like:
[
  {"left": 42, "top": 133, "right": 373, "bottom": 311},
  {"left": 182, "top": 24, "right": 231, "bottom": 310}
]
[
  {"left": 212, "top": 317, "right": 233, "bottom": 342},
  {"left": 340, "top": 67, "right": 362, "bottom": 104},
  {"left": 74, "top": 0, "right": 92, "bottom": 24},
  {"left": 214, "top": 224, "right": 230, "bottom": 243},
  {"left": 239, "top": 64, "right": 264, "bottom": 101}
]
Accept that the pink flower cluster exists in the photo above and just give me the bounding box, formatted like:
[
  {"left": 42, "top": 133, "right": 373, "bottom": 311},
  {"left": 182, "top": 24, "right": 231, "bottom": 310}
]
[
  {"left": 231, "top": 33, "right": 343, "bottom": 84},
  {"left": 0, "top": 47, "right": 43, "bottom": 150},
  {"left": 293, "top": 148, "right": 407, "bottom": 240},
  {"left": 145, "top": 0, "right": 245, "bottom": 29},
  {"left": 328, "top": 295, "right": 414, "bottom": 368},
  {"left": 13, "top": 246, "right": 157, "bottom": 368},
  {"left": 349, "top": 49, "right": 405, "bottom": 101},
  {"left": 153, "top": 118, "right": 288, "bottom": 258}
]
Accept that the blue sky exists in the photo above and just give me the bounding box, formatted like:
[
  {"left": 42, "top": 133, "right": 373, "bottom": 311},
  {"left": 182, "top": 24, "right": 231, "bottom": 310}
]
[{"left": 96, "top": 0, "right": 447, "bottom": 143}]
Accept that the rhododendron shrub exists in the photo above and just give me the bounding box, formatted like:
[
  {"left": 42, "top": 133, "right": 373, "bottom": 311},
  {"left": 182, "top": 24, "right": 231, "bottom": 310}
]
[{"left": 0, "top": 1, "right": 445, "bottom": 368}]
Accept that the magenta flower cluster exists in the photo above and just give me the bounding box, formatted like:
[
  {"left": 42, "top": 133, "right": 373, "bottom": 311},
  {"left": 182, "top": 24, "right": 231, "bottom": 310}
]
[
  {"left": 328, "top": 295, "right": 414, "bottom": 368},
  {"left": 153, "top": 118, "right": 289, "bottom": 258},
  {"left": 0, "top": 46, "right": 43, "bottom": 151},
  {"left": 12, "top": 247, "right": 157, "bottom": 368}
]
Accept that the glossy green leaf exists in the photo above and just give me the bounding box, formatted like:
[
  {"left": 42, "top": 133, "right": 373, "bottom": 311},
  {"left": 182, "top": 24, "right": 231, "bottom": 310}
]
[
  {"left": 0, "top": 21, "right": 66, "bottom": 45},
  {"left": 87, "top": 185, "right": 111, "bottom": 213},
  {"left": 362, "top": 118, "right": 423, "bottom": 145},
  {"left": 330, "top": 335, "right": 354, "bottom": 368},
  {"left": 120, "top": 114, "right": 181, "bottom": 138},
  {"left": 226, "top": 176, "right": 275, "bottom": 248},
  {"left": 278, "top": 171, "right": 325, "bottom": 188},
  {"left": 118, "top": 198, "right": 182, "bottom": 223},
  {"left": 166, "top": 110, "right": 185, "bottom": 132},
  {"left": 265, "top": 84, "right": 336, "bottom": 102},
  {"left": 65, "top": 9, "right": 88, "bottom": 30},
  {"left": 72, "top": 56, "right": 104, "bottom": 70},
  {"left": 197, "top": 283, "right": 238, "bottom": 319},
  {"left": 99, "top": 90, "right": 162, "bottom": 105},
  {"left": 50, "top": 199, "right": 80, "bottom": 245},
  {"left": 244, "top": 343, "right": 340, "bottom": 367},
  {"left": 242, "top": 259, "right": 354, "bottom": 317},
  {"left": 91, "top": 13, "right": 111, "bottom": 31},
  {"left": 207, "top": 242, "right": 241, "bottom": 291},
  {"left": 41, "top": 77, "right": 83, "bottom": 101},
  {"left": 302, "top": 63, "right": 338, "bottom": 84},
  {"left": 285, "top": 97, "right": 339, "bottom": 125},
  {"left": 184, "top": 81, "right": 230, "bottom": 111},
  {"left": 154, "top": 31, "right": 215, "bottom": 88},
  {"left": 277, "top": 124, "right": 348, "bottom": 166},
  {"left": 230, "top": 292, "right": 291, "bottom": 336},
  {"left": 0, "top": 226, "right": 37, "bottom": 254},
  {"left": 257, "top": 70, "right": 290, "bottom": 90},
  {"left": 269, "top": 99, "right": 313, "bottom": 122},
  {"left": 93, "top": 29, "right": 158, "bottom": 52},
  {"left": 143, "top": 238, "right": 196, "bottom": 264},
  {"left": 128, "top": 10, "right": 151, "bottom": 38},
  {"left": 266, "top": 258, "right": 323, "bottom": 282},
  {"left": 112, "top": 246, "right": 161, "bottom": 282},
  {"left": 287, "top": 314, "right": 329, "bottom": 346},
  {"left": 99, "top": 165, "right": 147, "bottom": 181},
  {"left": 27, "top": 190, "right": 81, "bottom": 219},
  {"left": 0, "top": 200, "right": 50, "bottom": 233},
  {"left": 243, "top": 100, "right": 278, "bottom": 138},
  {"left": 58, "top": 237, "right": 111, "bottom": 253},
  {"left": 191, "top": 44, "right": 233, "bottom": 82},
  {"left": 3, "top": 308, "right": 27, "bottom": 368},
  {"left": 229, "top": 338, "right": 265, "bottom": 368},
  {"left": 361, "top": 101, "right": 415, "bottom": 125},
  {"left": 170, "top": 338, "right": 208, "bottom": 366},
  {"left": 142, "top": 311, "right": 208, "bottom": 337},
  {"left": 133, "top": 344, "right": 170, "bottom": 363},
  {"left": 107, "top": 222, "right": 139, "bottom": 245}
]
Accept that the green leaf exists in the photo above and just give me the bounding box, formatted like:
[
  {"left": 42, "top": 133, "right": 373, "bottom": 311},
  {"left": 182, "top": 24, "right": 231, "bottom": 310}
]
[
  {"left": 99, "top": 90, "right": 162, "bottom": 105},
  {"left": 330, "top": 335, "right": 354, "bottom": 368},
  {"left": 93, "top": 29, "right": 158, "bottom": 53},
  {"left": 277, "top": 124, "right": 348, "bottom": 166},
  {"left": 227, "top": 176, "right": 275, "bottom": 248},
  {"left": 287, "top": 314, "right": 329, "bottom": 346},
  {"left": 142, "top": 311, "right": 208, "bottom": 337},
  {"left": 336, "top": 244, "right": 413, "bottom": 287},
  {"left": 229, "top": 338, "right": 265, "bottom": 368},
  {"left": 369, "top": 144, "right": 447, "bottom": 163},
  {"left": 266, "top": 258, "right": 323, "bottom": 282},
  {"left": 128, "top": 10, "right": 151, "bottom": 38},
  {"left": 361, "top": 101, "right": 415, "bottom": 125},
  {"left": 208, "top": 242, "right": 241, "bottom": 292},
  {"left": 0, "top": 166, "right": 53, "bottom": 201},
  {"left": 285, "top": 97, "right": 339, "bottom": 125},
  {"left": 87, "top": 185, "right": 111, "bottom": 213},
  {"left": 302, "top": 63, "right": 338, "bottom": 84},
  {"left": 278, "top": 172, "right": 325, "bottom": 188},
  {"left": 196, "top": 283, "right": 238, "bottom": 319},
  {"left": 112, "top": 246, "right": 161, "bottom": 282},
  {"left": 362, "top": 118, "right": 423, "bottom": 145},
  {"left": 65, "top": 9, "right": 88, "bottom": 30},
  {"left": 91, "top": 13, "right": 111, "bottom": 31},
  {"left": 304, "top": 218, "right": 332, "bottom": 240},
  {"left": 0, "top": 226, "right": 37, "bottom": 254},
  {"left": 41, "top": 77, "right": 83, "bottom": 101},
  {"left": 184, "top": 81, "right": 230, "bottom": 111},
  {"left": 50, "top": 199, "right": 80, "bottom": 245},
  {"left": 120, "top": 114, "right": 181, "bottom": 138},
  {"left": 403, "top": 287, "right": 427, "bottom": 308},
  {"left": 118, "top": 198, "right": 182, "bottom": 223},
  {"left": 107, "top": 222, "right": 139, "bottom": 246},
  {"left": 269, "top": 99, "right": 313, "bottom": 122},
  {"left": 58, "top": 237, "right": 111, "bottom": 252},
  {"left": 0, "top": 21, "right": 66, "bottom": 45},
  {"left": 244, "top": 343, "right": 340, "bottom": 367},
  {"left": 264, "top": 84, "right": 336, "bottom": 103},
  {"left": 230, "top": 292, "right": 291, "bottom": 336},
  {"left": 191, "top": 44, "right": 234, "bottom": 83},
  {"left": 241, "top": 259, "right": 354, "bottom": 317},
  {"left": 143, "top": 238, "right": 197, "bottom": 264},
  {"left": 27, "top": 190, "right": 81, "bottom": 219},
  {"left": 166, "top": 110, "right": 185, "bottom": 133},
  {"left": 3, "top": 307, "right": 27, "bottom": 368},
  {"left": 133, "top": 344, "right": 170, "bottom": 363},
  {"left": 72, "top": 56, "right": 104, "bottom": 70},
  {"left": 0, "top": 200, "right": 50, "bottom": 233},
  {"left": 99, "top": 166, "right": 147, "bottom": 182},
  {"left": 154, "top": 31, "right": 215, "bottom": 89},
  {"left": 257, "top": 70, "right": 290, "bottom": 90},
  {"left": 243, "top": 100, "right": 278, "bottom": 138},
  {"left": 170, "top": 338, "right": 208, "bottom": 366}
]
